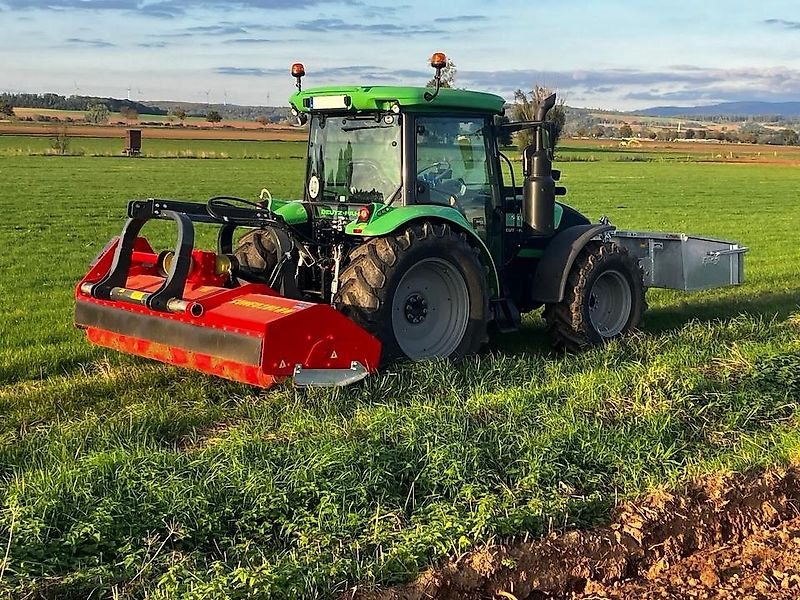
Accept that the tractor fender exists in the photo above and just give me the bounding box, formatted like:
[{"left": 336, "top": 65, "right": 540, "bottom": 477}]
[
  {"left": 348, "top": 206, "right": 501, "bottom": 297},
  {"left": 530, "top": 224, "right": 615, "bottom": 304}
]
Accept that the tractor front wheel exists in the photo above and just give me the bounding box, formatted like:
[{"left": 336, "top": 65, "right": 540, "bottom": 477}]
[
  {"left": 233, "top": 227, "right": 282, "bottom": 283},
  {"left": 335, "top": 222, "right": 489, "bottom": 363},
  {"left": 543, "top": 241, "right": 646, "bottom": 352}
]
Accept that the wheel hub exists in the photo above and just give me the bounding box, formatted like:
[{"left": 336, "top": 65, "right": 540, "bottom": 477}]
[
  {"left": 404, "top": 293, "right": 428, "bottom": 324},
  {"left": 587, "top": 269, "right": 632, "bottom": 337},
  {"left": 390, "top": 257, "right": 470, "bottom": 359}
]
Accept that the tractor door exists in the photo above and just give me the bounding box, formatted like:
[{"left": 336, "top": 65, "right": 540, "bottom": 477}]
[{"left": 413, "top": 116, "right": 502, "bottom": 244}]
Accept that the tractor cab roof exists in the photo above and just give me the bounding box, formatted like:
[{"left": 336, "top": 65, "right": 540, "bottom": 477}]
[{"left": 290, "top": 85, "right": 506, "bottom": 115}]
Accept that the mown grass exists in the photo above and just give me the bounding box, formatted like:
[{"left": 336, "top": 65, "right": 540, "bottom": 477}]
[{"left": 0, "top": 147, "right": 798, "bottom": 598}]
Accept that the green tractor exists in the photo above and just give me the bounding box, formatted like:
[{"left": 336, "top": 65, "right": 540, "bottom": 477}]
[
  {"left": 234, "top": 56, "right": 744, "bottom": 363},
  {"left": 75, "top": 54, "right": 746, "bottom": 387}
]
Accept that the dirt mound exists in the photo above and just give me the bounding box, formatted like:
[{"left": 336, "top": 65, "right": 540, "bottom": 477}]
[
  {"left": 579, "top": 515, "right": 800, "bottom": 599},
  {"left": 352, "top": 466, "right": 800, "bottom": 600}
]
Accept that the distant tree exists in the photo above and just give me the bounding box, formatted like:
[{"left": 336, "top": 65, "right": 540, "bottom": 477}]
[
  {"left": 696, "top": 129, "right": 707, "bottom": 140},
  {"left": 511, "top": 85, "right": 566, "bottom": 150},
  {"left": 206, "top": 110, "right": 222, "bottom": 124},
  {"left": 120, "top": 106, "right": 138, "bottom": 122},
  {"left": 619, "top": 124, "right": 633, "bottom": 138},
  {"left": 782, "top": 128, "right": 799, "bottom": 146},
  {"left": 255, "top": 115, "right": 270, "bottom": 127},
  {"left": 171, "top": 108, "right": 187, "bottom": 122},
  {"left": 494, "top": 115, "right": 513, "bottom": 147},
  {"left": 49, "top": 124, "right": 70, "bottom": 154},
  {"left": 86, "top": 103, "right": 110, "bottom": 124},
  {"left": 426, "top": 58, "right": 457, "bottom": 89},
  {"left": 575, "top": 126, "right": 589, "bottom": 138},
  {"left": 0, "top": 99, "right": 14, "bottom": 117},
  {"left": 684, "top": 128, "right": 695, "bottom": 140},
  {"left": 590, "top": 124, "right": 605, "bottom": 138}
]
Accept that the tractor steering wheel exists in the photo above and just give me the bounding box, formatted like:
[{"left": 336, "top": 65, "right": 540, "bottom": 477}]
[
  {"left": 419, "top": 176, "right": 469, "bottom": 216},
  {"left": 417, "top": 160, "right": 452, "bottom": 187}
]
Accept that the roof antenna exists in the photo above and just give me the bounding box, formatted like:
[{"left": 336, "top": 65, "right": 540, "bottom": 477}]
[{"left": 424, "top": 52, "right": 447, "bottom": 102}]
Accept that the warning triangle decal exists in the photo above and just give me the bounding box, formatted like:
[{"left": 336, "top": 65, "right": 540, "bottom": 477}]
[{"left": 330, "top": 350, "right": 338, "bottom": 359}]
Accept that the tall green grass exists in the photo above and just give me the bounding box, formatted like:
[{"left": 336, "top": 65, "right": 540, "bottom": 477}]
[{"left": 0, "top": 151, "right": 798, "bottom": 598}]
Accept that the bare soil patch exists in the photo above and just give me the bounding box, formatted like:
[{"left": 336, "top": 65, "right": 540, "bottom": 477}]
[{"left": 352, "top": 466, "right": 800, "bottom": 600}]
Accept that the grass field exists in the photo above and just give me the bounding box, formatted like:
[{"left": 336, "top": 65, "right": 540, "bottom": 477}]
[
  {"left": 0, "top": 135, "right": 307, "bottom": 159},
  {"left": 0, "top": 137, "right": 798, "bottom": 598}
]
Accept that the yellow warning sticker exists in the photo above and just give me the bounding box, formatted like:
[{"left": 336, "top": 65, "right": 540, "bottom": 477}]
[
  {"left": 129, "top": 291, "right": 146, "bottom": 301},
  {"left": 232, "top": 298, "right": 296, "bottom": 315}
]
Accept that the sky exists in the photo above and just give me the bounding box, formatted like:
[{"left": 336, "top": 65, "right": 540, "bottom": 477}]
[{"left": 1, "top": 0, "right": 799, "bottom": 110}]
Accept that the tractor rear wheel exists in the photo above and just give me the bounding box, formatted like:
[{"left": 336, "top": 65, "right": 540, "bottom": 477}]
[
  {"left": 543, "top": 241, "right": 646, "bottom": 352},
  {"left": 335, "top": 222, "right": 489, "bottom": 363}
]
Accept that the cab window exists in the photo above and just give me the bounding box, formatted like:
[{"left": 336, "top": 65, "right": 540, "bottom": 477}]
[{"left": 415, "top": 117, "right": 493, "bottom": 237}]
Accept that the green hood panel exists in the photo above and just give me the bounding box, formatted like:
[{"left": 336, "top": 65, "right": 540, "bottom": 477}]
[
  {"left": 271, "top": 199, "right": 308, "bottom": 224},
  {"left": 290, "top": 86, "right": 505, "bottom": 115}
]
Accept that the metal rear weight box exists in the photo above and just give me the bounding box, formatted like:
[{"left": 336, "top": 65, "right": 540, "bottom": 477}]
[{"left": 611, "top": 231, "right": 747, "bottom": 291}]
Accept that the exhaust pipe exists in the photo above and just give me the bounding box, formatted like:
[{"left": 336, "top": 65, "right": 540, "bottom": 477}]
[{"left": 522, "top": 93, "right": 563, "bottom": 237}]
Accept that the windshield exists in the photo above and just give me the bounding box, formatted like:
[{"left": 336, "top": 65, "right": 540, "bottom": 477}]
[{"left": 306, "top": 113, "right": 401, "bottom": 204}]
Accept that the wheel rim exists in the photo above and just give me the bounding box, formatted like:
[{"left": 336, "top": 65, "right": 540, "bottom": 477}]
[
  {"left": 587, "top": 269, "right": 632, "bottom": 338},
  {"left": 391, "top": 257, "right": 470, "bottom": 359}
]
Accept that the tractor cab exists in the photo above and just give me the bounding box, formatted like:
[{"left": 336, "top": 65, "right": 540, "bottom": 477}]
[
  {"left": 286, "top": 56, "right": 566, "bottom": 276},
  {"left": 288, "top": 56, "right": 510, "bottom": 247}
]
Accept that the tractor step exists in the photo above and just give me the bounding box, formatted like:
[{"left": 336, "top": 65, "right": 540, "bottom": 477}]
[{"left": 491, "top": 297, "right": 521, "bottom": 333}]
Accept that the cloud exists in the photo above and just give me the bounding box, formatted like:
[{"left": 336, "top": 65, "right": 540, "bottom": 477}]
[
  {"left": 1, "top": 0, "right": 361, "bottom": 17},
  {"left": 764, "top": 18, "right": 800, "bottom": 30},
  {"left": 215, "top": 64, "right": 430, "bottom": 83},
  {"left": 292, "top": 17, "right": 444, "bottom": 35},
  {"left": 223, "top": 37, "right": 299, "bottom": 44},
  {"left": 433, "top": 15, "right": 488, "bottom": 23},
  {"left": 216, "top": 66, "right": 286, "bottom": 76},
  {"left": 148, "top": 21, "right": 253, "bottom": 39},
  {"left": 213, "top": 63, "right": 800, "bottom": 105},
  {"left": 64, "top": 37, "right": 116, "bottom": 47},
  {"left": 456, "top": 65, "right": 800, "bottom": 105},
  {"left": 185, "top": 24, "right": 249, "bottom": 35}
]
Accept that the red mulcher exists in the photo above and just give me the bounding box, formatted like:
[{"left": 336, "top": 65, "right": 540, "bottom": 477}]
[{"left": 74, "top": 198, "right": 381, "bottom": 389}]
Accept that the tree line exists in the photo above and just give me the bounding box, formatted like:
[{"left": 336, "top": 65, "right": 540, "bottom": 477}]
[{"left": 0, "top": 93, "right": 165, "bottom": 115}]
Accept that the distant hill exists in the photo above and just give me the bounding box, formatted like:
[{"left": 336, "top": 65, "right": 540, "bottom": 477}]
[
  {"left": 149, "top": 101, "right": 288, "bottom": 123},
  {"left": 637, "top": 101, "right": 800, "bottom": 118},
  {"left": 0, "top": 92, "right": 166, "bottom": 115},
  {"left": 0, "top": 92, "right": 290, "bottom": 123}
]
